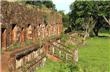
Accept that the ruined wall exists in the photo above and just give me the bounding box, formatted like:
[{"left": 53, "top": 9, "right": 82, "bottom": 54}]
[
  {"left": 1, "top": 1, "right": 62, "bottom": 72},
  {"left": 1, "top": 1, "right": 62, "bottom": 50}
]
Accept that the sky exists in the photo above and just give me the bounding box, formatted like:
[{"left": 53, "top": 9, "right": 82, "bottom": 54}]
[{"left": 53, "top": 0, "right": 75, "bottom": 14}]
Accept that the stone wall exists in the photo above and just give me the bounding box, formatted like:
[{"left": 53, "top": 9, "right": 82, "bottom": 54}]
[
  {"left": 1, "top": 1, "right": 62, "bottom": 72},
  {"left": 1, "top": 1, "right": 62, "bottom": 51}
]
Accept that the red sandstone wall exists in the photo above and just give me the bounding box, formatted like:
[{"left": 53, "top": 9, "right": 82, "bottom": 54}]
[{"left": 1, "top": 1, "right": 63, "bottom": 52}]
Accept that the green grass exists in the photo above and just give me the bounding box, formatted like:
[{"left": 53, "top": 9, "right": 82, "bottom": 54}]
[
  {"left": 37, "top": 59, "right": 71, "bottom": 72},
  {"left": 37, "top": 59, "right": 83, "bottom": 72},
  {"left": 99, "top": 33, "right": 110, "bottom": 37},
  {"left": 78, "top": 37, "right": 110, "bottom": 72},
  {"left": 37, "top": 33, "right": 110, "bottom": 72}
]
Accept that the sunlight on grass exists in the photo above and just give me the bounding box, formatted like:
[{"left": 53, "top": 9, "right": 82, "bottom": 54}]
[
  {"left": 78, "top": 37, "right": 110, "bottom": 72},
  {"left": 99, "top": 33, "right": 110, "bottom": 37}
]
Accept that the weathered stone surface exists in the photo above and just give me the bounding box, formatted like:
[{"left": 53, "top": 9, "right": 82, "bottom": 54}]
[{"left": 1, "top": 1, "right": 63, "bottom": 72}]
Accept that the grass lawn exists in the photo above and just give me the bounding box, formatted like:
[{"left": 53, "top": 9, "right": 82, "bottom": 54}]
[
  {"left": 37, "top": 34, "right": 110, "bottom": 72},
  {"left": 37, "top": 59, "right": 71, "bottom": 72},
  {"left": 78, "top": 37, "right": 110, "bottom": 72}
]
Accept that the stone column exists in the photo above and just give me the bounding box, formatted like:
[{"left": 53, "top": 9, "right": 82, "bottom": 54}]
[
  {"left": 59, "top": 51, "right": 61, "bottom": 57},
  {"left": 59, "top": 24, "right": 61, "bottom": 36},
  {"left": 57, "top": 24, "right": 59, "bottom": 36},
  {"left": 52, "top": 47, "right": 54, "bottom": 54},
  {"left": 20, "top": 29, "right": 25, "bottom": 48},
  {"left": 73, "top": 48, "right": 78, "bottom": 64},
  {"left": 66, "top": 54, "right": 68, "bottom": 61},
  {"left": 11, "top": 28, "right": 14, "bottom": 44},
  {"left": 42, "top": 57, "right": 46, "bottom": 67},
  {"left": 58, "top": 24, "right": 60, "bottom": 36},
  {"left": 32, "top": 28, "right": 36, "bottom": 44},
  {"left": 44, "top": 43, "right": 49, "bottom": 54},
  {"left": 36, "top": 26, "right": 39, "bottom": 42}
]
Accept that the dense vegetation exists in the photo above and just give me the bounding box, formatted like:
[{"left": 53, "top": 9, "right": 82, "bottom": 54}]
[
  {"left": 24, "top": 0, "right": 56, "bottom": 11},
  {"left": 69, "top": 1, "right": 110, "bottom": 36}
]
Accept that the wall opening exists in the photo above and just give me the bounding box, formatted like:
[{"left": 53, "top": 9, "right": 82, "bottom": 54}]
[{"left": 1, "top": 28, "right": 7, "bottom": 51}]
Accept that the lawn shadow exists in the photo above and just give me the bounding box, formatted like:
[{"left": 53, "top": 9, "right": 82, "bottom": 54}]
[{"left": 98, "top": 35, "right": 110, "bottom": 38}]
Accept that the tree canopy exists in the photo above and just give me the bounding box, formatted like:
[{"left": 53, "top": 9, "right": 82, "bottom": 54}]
[
  {"left": 69, "top": 1, "right": 110, "bottom": 36},
  {"left": 58, "top": 11, "right": 69, "bottom": 28},
  {"left": 25, "top": 0, "right": 56, "bottom": 11}
]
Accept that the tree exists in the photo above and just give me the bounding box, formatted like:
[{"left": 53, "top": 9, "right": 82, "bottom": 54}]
[
  {"left": 69, "top": 1, "right": 110, "bottom": 36},
  {"left": 25, "top": 0, "right": 56, "bottom": 11},
  {"left": 95, "top": 1, "right": 110, "bottom": 25},
  {"left": 58, "top": 11, "right": 69, "bottom": 27}
]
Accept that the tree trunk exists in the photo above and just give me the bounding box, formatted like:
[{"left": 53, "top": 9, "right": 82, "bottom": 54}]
[
  {"left": 93, "top": 28, "right": 99, "bottom": 36},
  {"left": 89, "top": 31, "right": 94, "bottom": 37},
  {"left": 103, "top": 16, "right": 110, "bottom": 25}
]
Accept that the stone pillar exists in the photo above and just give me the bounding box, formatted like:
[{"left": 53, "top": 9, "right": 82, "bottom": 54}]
[
  {"left": 48, "top": 25, "right": 51, "bottom": 38},
  {"left": 32, "top": 28, "right": 36, "bottom": 44},
  {"left": 51, "top": 25, "right": 52, "bottom": 37},
  {"left": 73, "top": 48, "right": 78, "bottom": 64},
  {"left": 20, "top": 29, "right": 25, "bottom": 48},
  {"left": 44, "top": 43, "right": 49, "bottom": 54},
  {"left": 59, "top": 51, "right": 61, "bottom": 57},
  {"left": 11, "top": 29, "right": 14, "bottom": 44},
  {"left": 42, "top": 57, "right": 46, "bottom": 67},
  {"left": 59, "top": 24, "right": 61, "bottom": 36},
  {"left": 26, "top": 25, "right": 32, "bottom": 40},
  {"left": 57, "top": 24, "right": 60, "bottom": 36},
  {"left": 7, "top": 28, "right": 11, "bottom": 49},
  {"left": 36, "top": 26, "right": 39, "bottom": 42},
  {"left": 52, "top": 47, "right": 54, "bottom": 54},
  {"left": 60, "top": 23, "right": 63, "bottom": 34},
  {"left": 13, "top": 26, "right": 18, "bottom": 43},
  {"left": 9, "top": 57, "right": 16, "bottom": 72},
  {"left": 51, "top": 25, "right": 53, "bottom": 36},
  {"left": 17, "top": 27, "right": 20, "bottom": 44},
  {"left": 42, "top": 25, "right": 45, "bottom": 39},
  {"left": 57, "top": 24, "right": 59, "bottom": 36}
]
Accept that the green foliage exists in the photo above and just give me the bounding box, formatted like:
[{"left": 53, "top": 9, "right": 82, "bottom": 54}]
[
  {"left": 59, "top": 11, "right": 69, "bottom": 27},
  {"left": 43, "top": 14, "right": 49, "bottom": 26},
  {"left": 1, "top": 25, "right": 6, "bottom": 28},
  {"left": 54, "top": 49, "right": 59, "bottom": 56},
  {"left": 60, "top": 33, "right": 69, "bottom": 42},
  {"left": 25, "top": 0, "right": 56, "bottom": 11},
  {"left": 69, "top": 1, "right": 110, "bottom": 36},
  {"left": 67, "top": 44, "right": 75, "bottom": 49},
  {"left": 13, "top": 42, "right": 20, "bottom": 48},
  {"left": 8, "top": 42, "right": 20, "bottom": 51},
  {"left": 75, "top": 18, "right": 84, "bottom": 24},
  {"left": 25, "top": 39, "right": 32, "bottom": 46}
]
